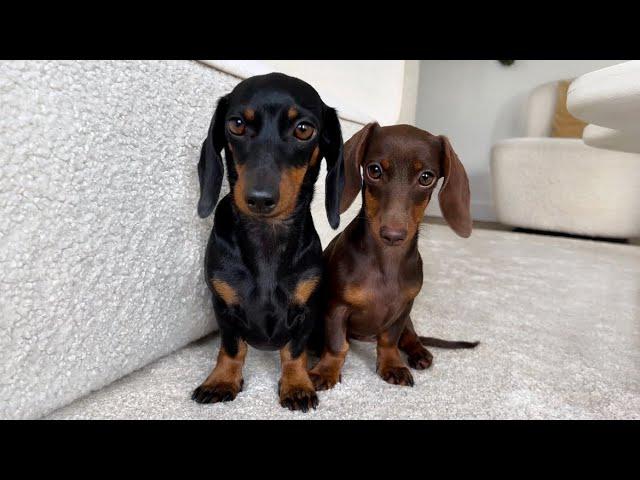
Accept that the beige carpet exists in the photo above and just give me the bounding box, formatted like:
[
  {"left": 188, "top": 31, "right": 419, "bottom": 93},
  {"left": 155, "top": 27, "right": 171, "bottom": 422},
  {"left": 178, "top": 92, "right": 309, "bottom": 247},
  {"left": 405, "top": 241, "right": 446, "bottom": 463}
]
[{"left": 47, "top": 225, "right": 640, "bottom": 419}]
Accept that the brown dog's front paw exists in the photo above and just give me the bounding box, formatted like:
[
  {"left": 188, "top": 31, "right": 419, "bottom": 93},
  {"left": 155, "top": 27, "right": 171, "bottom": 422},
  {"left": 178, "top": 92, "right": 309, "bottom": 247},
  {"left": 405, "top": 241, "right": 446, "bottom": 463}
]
[
  {"left": 191, "top": 379, "right": 243, "bottom": 404},
  {"left": 308, "top": 368, "right": 341, "bottom": 391},
  {"left": 378, "top": 365, "right": 414, "bottom": 387},
  {"left": 407, "top": 348, "right": 433, "bottom": 370},
  {"left": 278, "top": 382, "right": 319, "bottom": 412}
]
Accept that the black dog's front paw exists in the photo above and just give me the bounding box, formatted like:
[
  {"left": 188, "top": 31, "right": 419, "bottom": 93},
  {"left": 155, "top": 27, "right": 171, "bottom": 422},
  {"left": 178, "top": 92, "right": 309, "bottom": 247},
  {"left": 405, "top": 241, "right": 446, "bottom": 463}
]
[
  {"left": 192, "top": 379, "right": 243, "bottom": 404},
  {"left": 278, "top": 381, "right": 319, "bottom": 412},
  {"left": 378, "top": 365, "right": 415, "bottom": 387},
  {"left": 407, "top": 347, "right": 433, "bottom": 370}
]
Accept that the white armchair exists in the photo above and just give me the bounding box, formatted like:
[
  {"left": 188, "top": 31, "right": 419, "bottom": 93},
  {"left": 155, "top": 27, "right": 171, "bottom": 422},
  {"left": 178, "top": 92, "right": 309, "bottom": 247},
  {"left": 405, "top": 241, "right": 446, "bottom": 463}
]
[{"left": 490, "top": 81, "right": 640, "bottom": 239}]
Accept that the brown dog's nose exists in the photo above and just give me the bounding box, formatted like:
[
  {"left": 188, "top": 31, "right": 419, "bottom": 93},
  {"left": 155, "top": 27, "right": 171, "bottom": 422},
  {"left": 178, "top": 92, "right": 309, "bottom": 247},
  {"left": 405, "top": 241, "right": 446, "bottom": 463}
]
[
  {"left": 246, "top": 189, "right": 278, "bottom": 215},
  {"left": 380, "top": 226, "right": 407, "bottom": 246}
]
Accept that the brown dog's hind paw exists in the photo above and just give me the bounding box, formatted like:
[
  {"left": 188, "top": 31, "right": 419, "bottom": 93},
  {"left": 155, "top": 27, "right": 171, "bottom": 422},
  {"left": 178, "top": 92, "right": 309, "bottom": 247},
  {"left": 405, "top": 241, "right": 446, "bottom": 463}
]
[
  {"left": 278, "top": 382, "right": 319, "bottom": 412},
  {"left": 308, "top": 369, "right": 341, "bottom": 391},
  {"left": 191, "top": 379, "right": 243, "bottom": 404},
  {"left": 379, "top": 366, "right": 414, "bottom": 387},
  {"left": 407, "top": 348, "right": 433, "bottom": 370}
]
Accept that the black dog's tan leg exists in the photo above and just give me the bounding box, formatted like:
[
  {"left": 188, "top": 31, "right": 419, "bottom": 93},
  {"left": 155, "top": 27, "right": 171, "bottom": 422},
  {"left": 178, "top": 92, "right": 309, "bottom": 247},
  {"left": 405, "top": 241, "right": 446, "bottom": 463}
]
[
  {"left": 377, "top": 319, "right": 414, "bottom": 387},
  {"left": 192, "top": 339, "right": 247, "bottom": 403},
  {"left": 279, "top": 345, "right": 318, "bottom": 412},
  {"left": 399, "top": 317, "right": 433, "bottom": 370},
  {"left": 308, "top": 303, "right": 349, "bottom": 391}
]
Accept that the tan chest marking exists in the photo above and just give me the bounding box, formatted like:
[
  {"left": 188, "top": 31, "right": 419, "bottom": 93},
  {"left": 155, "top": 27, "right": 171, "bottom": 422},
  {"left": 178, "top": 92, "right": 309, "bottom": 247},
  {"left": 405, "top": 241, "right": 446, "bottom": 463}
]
[
  {"left": 343, "top": 284, "right": 371, "bottom": 308},
  {"left": 344, "top": 281, "right": 420, "bottom": 308},
  {"left": 293, "top": 276, "right": 320, "bottom": 304},
  {"left": 211, "top": 279, "right": 240, "bottom": 305}
]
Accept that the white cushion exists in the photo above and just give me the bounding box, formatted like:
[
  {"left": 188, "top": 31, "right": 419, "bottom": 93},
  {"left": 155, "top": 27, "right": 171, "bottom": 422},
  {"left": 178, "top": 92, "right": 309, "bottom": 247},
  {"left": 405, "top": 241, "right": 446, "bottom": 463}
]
[
  {"left": 567, "top": 61, "right": 640, "bottom": 131},
  {"left": 491, "top": 137, "right": 640, "bottom": 238},
  {"left": 583, "top": 124, "right": 640, "bottom": 154},
  {"left": 0, "top": 59, "right": 365, "bottom": 419},
  {"left": 525, "top": 81, "right": 560, "bottom": 137}
]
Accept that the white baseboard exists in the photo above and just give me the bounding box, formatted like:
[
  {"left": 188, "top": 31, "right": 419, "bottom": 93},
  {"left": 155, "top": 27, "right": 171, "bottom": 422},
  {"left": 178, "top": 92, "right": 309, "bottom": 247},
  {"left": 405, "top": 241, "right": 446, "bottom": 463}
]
[{"left": 426, "top": 199, "right": 496, "bottom": 222}]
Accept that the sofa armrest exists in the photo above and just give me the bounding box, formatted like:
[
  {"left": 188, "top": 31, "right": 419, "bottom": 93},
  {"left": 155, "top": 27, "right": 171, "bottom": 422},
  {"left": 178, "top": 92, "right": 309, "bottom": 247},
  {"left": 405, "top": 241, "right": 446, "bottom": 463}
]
[{"left": 491, "top": 137, "right": 640, "bottom": 238}]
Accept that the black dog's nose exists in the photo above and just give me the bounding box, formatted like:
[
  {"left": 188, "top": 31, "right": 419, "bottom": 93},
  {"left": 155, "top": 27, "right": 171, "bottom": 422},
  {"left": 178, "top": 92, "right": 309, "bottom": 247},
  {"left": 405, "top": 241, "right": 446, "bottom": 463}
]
[
  {"left": 380, "top": 226, "right": 407, "bottom": 246},
  {"left": 246, "top": 189, "right": 278, "bottom": 214}
]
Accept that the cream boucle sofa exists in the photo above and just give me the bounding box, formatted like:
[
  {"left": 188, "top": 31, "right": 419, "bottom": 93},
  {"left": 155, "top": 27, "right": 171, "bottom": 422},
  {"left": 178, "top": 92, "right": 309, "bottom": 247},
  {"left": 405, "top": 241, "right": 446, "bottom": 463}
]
[
  {"left": 490, "top": 80, "right": 640, "bottom": 239},
  {"left": 0, "top": 60, "right": 364, "bottom": 419}
]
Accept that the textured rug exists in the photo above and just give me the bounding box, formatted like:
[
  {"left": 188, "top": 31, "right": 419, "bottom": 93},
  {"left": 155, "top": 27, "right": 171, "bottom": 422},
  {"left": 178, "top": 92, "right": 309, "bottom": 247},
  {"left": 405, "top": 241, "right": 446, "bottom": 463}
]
[{"left": 47, "top": 224, "right": 640, "bottom": 419}]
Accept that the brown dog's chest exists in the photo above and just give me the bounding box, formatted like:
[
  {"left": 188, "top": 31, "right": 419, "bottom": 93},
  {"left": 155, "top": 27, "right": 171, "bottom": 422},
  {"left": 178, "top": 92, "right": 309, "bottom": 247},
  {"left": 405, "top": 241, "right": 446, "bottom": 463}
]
[{"left": 342, "top": 268, "right": 422, "bottom": 338}]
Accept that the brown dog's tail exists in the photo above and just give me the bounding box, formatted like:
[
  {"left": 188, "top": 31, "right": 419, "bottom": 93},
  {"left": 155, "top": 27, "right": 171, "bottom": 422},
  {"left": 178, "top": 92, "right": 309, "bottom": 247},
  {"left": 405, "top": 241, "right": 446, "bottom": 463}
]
[{"left": 419, "top": 336, "right": 480, "bottom": 349}]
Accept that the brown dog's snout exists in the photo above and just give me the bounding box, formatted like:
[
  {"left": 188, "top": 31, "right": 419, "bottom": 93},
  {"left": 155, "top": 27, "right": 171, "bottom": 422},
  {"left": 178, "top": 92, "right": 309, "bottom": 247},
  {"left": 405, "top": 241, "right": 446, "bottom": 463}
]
[{"left": 379, "top": 225, "right": 408, "bottom": 246}]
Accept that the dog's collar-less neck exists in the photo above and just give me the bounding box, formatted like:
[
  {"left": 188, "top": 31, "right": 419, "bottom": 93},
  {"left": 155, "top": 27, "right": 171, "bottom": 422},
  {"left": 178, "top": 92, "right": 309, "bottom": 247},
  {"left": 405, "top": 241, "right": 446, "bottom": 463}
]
[{"left": 231, "top": 197, "right": 313, "bottom": 254}]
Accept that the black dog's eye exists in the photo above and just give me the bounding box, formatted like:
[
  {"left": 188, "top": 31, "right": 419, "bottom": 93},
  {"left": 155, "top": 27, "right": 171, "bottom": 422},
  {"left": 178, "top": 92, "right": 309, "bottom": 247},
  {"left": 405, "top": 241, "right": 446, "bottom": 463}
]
[
  {"left": 294, "top": 122, "right": 315, "bottom": 141},
  {"left": 367, "top": 163, "right": 382, "bottom": 180},
  {"left": 419, "top": 171, "right": 436, "bottom": 187},
  {"left": 228, "top": 118, "right": 245, "bottom": 136}
]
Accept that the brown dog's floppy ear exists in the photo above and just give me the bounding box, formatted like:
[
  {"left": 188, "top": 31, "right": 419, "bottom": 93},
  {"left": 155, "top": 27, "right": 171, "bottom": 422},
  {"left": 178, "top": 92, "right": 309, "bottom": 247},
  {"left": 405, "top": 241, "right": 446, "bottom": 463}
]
[
  {"left": 438, "top": 135, "right": 472, "bottom": 238},
  {"left": 339, "top": 122, "right": 378, "bottom": 213},
  {"left": 320, "top": 106, "right": 345, "bottom": 229},
  {"left": 197, "top": 95, "right": 229, "bottom": 218}
]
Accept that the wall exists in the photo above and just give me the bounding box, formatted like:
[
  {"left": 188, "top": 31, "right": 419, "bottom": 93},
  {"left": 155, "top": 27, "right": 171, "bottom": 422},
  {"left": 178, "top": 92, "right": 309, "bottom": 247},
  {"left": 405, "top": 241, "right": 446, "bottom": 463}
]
[
  {"left": 0, "top": 59, "right": 363, "bottom": 418},
  {"left": 265, "top": 60, "right": 407, "bottom": 126},
  {"left": 415, "top": 60, "right": 624, "bottom": 221}
]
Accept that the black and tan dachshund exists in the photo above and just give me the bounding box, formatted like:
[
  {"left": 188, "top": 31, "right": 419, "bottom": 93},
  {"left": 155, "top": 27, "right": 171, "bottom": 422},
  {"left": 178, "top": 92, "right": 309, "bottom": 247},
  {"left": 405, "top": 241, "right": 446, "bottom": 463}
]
[{"left": 192, "top": 73, "right": 344, "bottom": 411}]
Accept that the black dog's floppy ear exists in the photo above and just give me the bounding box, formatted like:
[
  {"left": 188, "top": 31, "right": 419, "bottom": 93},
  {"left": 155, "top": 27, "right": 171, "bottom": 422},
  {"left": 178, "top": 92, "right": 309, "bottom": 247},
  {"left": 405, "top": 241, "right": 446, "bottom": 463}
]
[
  {"left": 339, "top": 122, "right": 378, "bottom": 214},
  {"left": 438, "top": 135, "right": 472, "bottom": 238},
  {"left": 197, "top": 95, "right": 229, "bottom": 218},
  {"left": 319, "top": 106, "right": 345, "bottom": 229}
]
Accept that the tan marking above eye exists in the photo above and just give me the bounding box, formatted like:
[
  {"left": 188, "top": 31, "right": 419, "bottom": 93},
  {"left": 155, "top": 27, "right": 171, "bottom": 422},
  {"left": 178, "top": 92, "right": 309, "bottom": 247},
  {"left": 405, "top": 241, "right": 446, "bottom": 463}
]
[
  {"left": 288, "top": 107, "right": 299, "bottom": 120},
  {"left": 293, "top": 277, "right": 320, "bottom": 304},
  {"left": 413, "top": 160, "right": 424, "bottom": 172},
  {"left": 211, "top": 279, "right": 240, "bottom": 305},
  {"left": 243, "top": 108, "right": 255, "bottom": 121},
  {"left": 380, "top": 159, "right": 391, "bottom": 170}
]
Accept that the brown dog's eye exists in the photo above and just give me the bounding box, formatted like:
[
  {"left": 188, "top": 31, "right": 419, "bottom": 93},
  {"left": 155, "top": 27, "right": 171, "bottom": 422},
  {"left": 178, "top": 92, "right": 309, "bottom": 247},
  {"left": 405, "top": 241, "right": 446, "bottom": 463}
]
[
  {"left": 228, "top": 118, "right": 245, "bottom": 136},
  {"left": 367, "top": 163, "right": 382, "bottom": 180},
  {"left": 294, "top": 122, "right": 315, "bottom": 141},
  {"left": 419, "top": 171, "right": 436, "bottom": 187}
]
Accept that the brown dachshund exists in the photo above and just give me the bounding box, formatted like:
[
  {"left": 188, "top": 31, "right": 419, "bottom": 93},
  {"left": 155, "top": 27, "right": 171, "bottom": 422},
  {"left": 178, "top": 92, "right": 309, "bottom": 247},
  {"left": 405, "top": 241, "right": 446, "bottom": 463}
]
[{"left": 308, "top": 123, "right": 478, "bottom": 389}]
